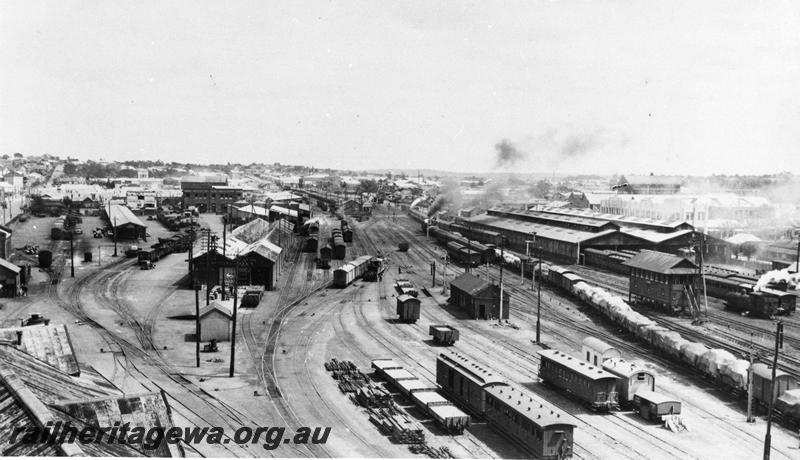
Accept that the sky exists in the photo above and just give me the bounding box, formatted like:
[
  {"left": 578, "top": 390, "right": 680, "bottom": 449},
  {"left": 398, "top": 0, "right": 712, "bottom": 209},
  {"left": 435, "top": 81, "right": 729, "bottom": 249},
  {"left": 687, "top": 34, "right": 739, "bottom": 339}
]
[{"left": 1, "top": 1, "right": 799, "bottom": 175}]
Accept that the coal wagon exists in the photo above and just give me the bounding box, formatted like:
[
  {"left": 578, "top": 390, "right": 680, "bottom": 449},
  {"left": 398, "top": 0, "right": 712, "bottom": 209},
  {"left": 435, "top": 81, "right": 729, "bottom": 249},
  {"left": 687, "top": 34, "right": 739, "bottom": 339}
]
[{"left": 429, "top": 325, "right": 459, "bottom": 345}]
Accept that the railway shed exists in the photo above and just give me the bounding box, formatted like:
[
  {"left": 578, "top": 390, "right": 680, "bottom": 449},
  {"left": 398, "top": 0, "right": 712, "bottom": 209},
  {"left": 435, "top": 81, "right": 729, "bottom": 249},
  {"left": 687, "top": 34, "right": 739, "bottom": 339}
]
[
  {"left": 484, "top": 384, "right": 577, "bottom": 459},
  {"left": 198, "top": 301, "right": 233, "bottom": 341},
  {"left": 104, "top": 203, "right": 147, "bottom": 240},
  {"left": 190, "top": 222, "right": 282, "bottom": 290},
  {"left": 581, "top": 336, "right": 621, "bottom": 366},
  {"left": 0, "top": 324, "right": 79, "bottom": 375},
  {"left": 622, "top": 250, "right": 700, "bottom": 314},
  {"left": 449, "top": 272, "right": 509, "bottom": 320}
]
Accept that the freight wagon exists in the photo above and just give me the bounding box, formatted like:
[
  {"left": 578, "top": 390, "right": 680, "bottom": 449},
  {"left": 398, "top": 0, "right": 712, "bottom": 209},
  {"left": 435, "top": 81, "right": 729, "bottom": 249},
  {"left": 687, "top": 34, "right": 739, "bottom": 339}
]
[
  {"left": 751, "top": 363, "right": 798, "bottom": 410},
  {"left": 429, "top": 325, "right": 459, "bottom": 345},
  {"left": 332, "top": 255, "right": 374, "bottom": 288},
  {"left": 396, "top": 295, "right": 420, "bottom": 323},
  {"left": 538, "top": 349, "right": 620, "bottom": 411},
  {"left": 340, "top": 221, "right": 353, "bottom": 242},
  {"left": 371, "top": 359, "right": 470, "bottom": 434},
  {"left": 429, "top": 226, "right": 494, "bottom": 264},
  {"left": 304, "top": 235, "right": 319, "bottom": 253},
  {"left": 395, "top": 279, "right": 418, "bottom": 297},
  {"left": 138, "top": 244, "right": 171, "bottom": 263}
]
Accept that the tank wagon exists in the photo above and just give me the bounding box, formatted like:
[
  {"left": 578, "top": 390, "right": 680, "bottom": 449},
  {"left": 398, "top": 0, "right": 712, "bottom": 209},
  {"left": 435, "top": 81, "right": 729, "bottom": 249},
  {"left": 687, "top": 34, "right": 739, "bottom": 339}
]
[
  {"left": 340, "top": 220, "right": 353, "bottom": 243},
  {"left": 538, "top": 349, "right": 620, "bottom": 411},
  {"left": 372, "top": 359, "right": 470, "bottom": 434},
  {"left": 332, "top": 255, "right": 373, "bottom": 288},
  {"left": 435, "top": 351, "right": 576, "bottom": 459},
  {"left": 429, "top": 325, "right": 459, "bottom": 345},
  {"left": 396, "top": 295, "right": 420, "bottom": 323}
]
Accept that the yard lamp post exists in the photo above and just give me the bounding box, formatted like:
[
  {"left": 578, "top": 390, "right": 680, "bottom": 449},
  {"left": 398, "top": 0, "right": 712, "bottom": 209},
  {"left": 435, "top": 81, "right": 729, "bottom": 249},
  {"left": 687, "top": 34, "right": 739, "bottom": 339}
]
[
  {"left": 524, "top": 232, "right": 537, "bottom": 288},
  {"left": 536, "top": 245, "right": 542, "bottom": 344}
]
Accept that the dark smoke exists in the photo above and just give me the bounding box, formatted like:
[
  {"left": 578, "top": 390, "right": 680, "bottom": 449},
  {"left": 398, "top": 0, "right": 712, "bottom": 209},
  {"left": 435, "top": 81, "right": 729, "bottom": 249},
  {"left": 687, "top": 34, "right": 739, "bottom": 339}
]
[
  {"left": 495, "top": 139, "right": 526, "bottom": 167},
  {"left": 558, "top": 131, "right": 602, "bottom": 158},
  {"left": 428, "top": 196, "right": 446, "bottom": 217}
]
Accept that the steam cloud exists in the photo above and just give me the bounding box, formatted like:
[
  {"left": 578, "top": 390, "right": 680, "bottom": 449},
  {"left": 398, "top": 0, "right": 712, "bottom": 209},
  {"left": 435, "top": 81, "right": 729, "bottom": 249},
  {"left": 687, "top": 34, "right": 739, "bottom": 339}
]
[{"left": 494, "top": 129, "right": 607, "bottom": 168}]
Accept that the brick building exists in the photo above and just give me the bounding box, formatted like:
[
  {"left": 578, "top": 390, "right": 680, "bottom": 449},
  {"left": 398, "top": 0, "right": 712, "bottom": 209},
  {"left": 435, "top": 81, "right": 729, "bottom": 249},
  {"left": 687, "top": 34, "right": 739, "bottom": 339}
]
[{"left": 181, "top": 175, "right": 242, "bottom": 214}]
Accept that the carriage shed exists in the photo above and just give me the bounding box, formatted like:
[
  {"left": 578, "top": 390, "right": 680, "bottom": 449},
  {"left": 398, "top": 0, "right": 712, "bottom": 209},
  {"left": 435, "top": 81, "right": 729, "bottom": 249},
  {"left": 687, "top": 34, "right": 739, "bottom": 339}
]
[
  {"left": 581, "top": 337, "right": 622, "bottom": 367},
  {"left": 484, "top": 384, "right": 577, "bottom": 460},
  {"left": 198, "top": 302, "right": 232, "bottom": 341},
  {"left": 449, "top": 272, "right": 509, "bottom": 320},
  {"left": 190, "top": 231, "right": 282, "bottom": 291},
  {"left": 104, "top": 203, "right": 147, "bottom": 240},
  {"left": 622, "top": 250, "right": 699, "bottom": 313}
]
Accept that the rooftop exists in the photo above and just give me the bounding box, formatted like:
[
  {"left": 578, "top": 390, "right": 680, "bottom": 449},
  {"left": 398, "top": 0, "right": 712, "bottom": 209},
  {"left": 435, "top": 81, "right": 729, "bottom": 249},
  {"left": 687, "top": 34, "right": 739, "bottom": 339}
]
[
  {"left": 449, "top": 272, "right": 493, "bottom": 296},
  {"left": 485, "top": 383, "right": 577, "bottom": 428},
  {"left": 538, "top": 349, "right": 620, "bottom": 380},
  {"left": 467, "top": 214, "right": 619, "bottom": 244},
  {"left": 622, "top": 250, "right": 698, "bottom": 275},
  {"left": 0, "top": 324, "right": 79, "bottom": 375},
  {"left": 199, "top": 301, "right": 233, "bottom": 318},
  {"left": 438, "top": 351, "right": 506, "bottom": 387},
  {"left": 602, "top": 358, "right": 654, "bottom": 379},
  {"left": 105, "top": 203, "right": 146, "bottom": 228}
]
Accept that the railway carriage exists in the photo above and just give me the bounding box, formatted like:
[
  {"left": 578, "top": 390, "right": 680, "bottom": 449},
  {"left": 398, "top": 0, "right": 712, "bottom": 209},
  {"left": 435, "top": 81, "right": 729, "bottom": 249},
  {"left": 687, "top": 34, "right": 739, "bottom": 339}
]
[
  {"left": 436, "top": 351, "right": 507, "bottom": 415},
  {"left": 484, "top": 384, "right": 576, "bottom": 460},
  {"left": 538, "top": 349, "right": 620, "bottom": 411}
]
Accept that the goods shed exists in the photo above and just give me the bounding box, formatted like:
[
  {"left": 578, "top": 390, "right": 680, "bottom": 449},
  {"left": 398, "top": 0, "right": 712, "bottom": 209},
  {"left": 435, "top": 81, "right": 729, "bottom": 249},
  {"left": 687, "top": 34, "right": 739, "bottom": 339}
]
[
  {"left": 623, "top": 250, "right": 699, "bottom": 314},
  {"left": 191, "top": 227, "right": 282, "bottom": 291},
  {"left": 104, "top": 204, "right": 147, "bottom": 240},
  {"left": 449, "top": 272, "right": 509, "bottom": 320}
]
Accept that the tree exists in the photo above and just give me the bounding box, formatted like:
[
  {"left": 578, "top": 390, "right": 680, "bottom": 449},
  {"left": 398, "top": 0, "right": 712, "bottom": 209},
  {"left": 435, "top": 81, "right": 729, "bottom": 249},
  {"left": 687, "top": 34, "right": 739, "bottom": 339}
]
[
  {"left": 358, "top": 179, "right": 379, "bottom": 194},
  {"left": 63, "top": 163, "right": 78, "bottom": 175},
  {"left": 13, "top": 152, "right": 23, "bottom": 158}
]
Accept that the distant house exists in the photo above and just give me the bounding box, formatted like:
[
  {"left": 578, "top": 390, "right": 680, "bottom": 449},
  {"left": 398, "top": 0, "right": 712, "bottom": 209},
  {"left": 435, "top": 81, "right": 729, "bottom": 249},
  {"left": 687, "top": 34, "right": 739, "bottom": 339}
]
[{"left": 2, "top": 171, "right": 23, "bottom": 193}]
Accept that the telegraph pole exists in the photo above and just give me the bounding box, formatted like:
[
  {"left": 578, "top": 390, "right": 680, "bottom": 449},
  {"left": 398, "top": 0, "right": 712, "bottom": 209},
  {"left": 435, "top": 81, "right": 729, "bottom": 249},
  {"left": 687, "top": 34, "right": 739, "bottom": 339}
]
[
  {"left": 229, "top": 254, "right": 239, "bottom": 377},
  {"left": 763, "top": 320, "right": 784, "bottom": 460},
  {"left": 795, "top": 232, "right": 799, "bottom": 273},
  {"left": 205, "top": 230, "right": 212, "bottom": 306},
  {"left": 222, "top": 220, "right": 227, "bottom": 299},
  {"left": 746, "top": 334, "right": 755, "bottom": 423},
  {"left": 113, "top": 216, "right": 118, "bottom": 257},
  {"left": 536, "top": 247, "right": 542, "bottom": 344},
  {"left": 195, "top": 283, "right": 200, "bottom": 367},
  {"left": 498, "top": 236, "right": 505, "bottom": 324},
  {"left": 431, "top": 261, "right": 436, "bottom": 287},
  {"left": 69, "top": 231, "right": 75, "bottom": 277}
]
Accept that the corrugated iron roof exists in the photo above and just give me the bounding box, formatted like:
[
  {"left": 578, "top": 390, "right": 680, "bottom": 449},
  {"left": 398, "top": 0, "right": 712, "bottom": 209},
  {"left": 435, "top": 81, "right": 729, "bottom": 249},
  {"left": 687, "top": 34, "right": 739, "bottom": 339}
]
[
  {"left": 622, "top": 250, "right": 698, "bottom": 274},
  {"left": 105, "top": 203, "right": 146, "bottom": 228},
  {"left": 449, "top": 273, "right": 492, "bottom": 297},
  {"left": 0, "top": 324, "right": 79, "bottom": 375}
]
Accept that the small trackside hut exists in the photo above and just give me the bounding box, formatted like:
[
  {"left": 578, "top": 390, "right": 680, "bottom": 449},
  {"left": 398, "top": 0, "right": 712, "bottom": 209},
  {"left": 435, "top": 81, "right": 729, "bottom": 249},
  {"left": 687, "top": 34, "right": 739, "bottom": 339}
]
[
  {"left": 449, "top": 272, "right": 510, "bottom": 320},
  {"left": 622, "top": 250, "right": 700, "bottom": 315}
]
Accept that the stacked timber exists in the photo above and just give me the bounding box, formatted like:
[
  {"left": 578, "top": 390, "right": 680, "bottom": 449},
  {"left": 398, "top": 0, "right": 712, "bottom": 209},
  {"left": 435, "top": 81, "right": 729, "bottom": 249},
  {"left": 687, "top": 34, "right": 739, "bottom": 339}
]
[{"left": 368, "top": 407, "right": 425, "bottom": 444}]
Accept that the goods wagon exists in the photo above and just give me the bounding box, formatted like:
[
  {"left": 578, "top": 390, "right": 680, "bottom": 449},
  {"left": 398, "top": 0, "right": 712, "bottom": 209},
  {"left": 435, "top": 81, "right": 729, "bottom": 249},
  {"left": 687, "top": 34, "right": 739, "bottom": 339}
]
[
  {"left": 138, "top": 244, "right": 171, "bottom": 263},
  {"left": 751, "top": 363, "right": 798, "bottom": 409},
  {"left": 371, "top": 359, "right": 470, "bottom": 434},
  {"left": 429, "top": 325, "right": 459, "bottom": 345},
  {"left": 395, "top": 279, "right": 418, "bottom": 297},
  {"left": 538, "top": 349, "right": 620, "bottom": 411},
  {"left": 363, "top": 258, "right": 383, "bottom": 281},
  {"left": 38, "top": 250, "right": 53, "bottom": 268},
  {"left": 633, "top": 391, "right": 681, "bottom": 422},
  {"left": 396, "top": 295, "right": 420, "bottom": 323},
  {"left": 332, "top": 255, "right": 373, "bottom": 288},
  {"left": 398, "top": 242, "right": 409, "bottom": 252},
  {"left": 602, "top": 358, "right": 656, "bottom": 407}
]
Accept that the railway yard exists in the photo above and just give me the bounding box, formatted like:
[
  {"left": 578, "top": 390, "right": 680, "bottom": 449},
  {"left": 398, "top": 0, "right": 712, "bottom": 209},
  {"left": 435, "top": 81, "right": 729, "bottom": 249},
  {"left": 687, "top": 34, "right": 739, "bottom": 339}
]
[{"left": 1, "top": 198, "right": 798, "bottom": 459}]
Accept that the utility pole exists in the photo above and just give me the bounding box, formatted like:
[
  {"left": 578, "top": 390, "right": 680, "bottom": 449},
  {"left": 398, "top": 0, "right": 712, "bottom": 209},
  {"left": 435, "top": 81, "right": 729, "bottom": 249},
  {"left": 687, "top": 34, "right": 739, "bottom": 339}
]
[
  {"left": 222, "top": 220, "right": 227, "bottom": 300},
  {"left": 69, "top": 231, "right": 75, "bottom": 277},
  {"left": 441, "top": 254, "right": 448, "bottom": 294},
  {"left": 431, "top": 261, "right": 436, "bottom": 287},
  {"left": 536, "top": 247, "right": 542, "bottom": 344},
  {"left": 229, "top": 253, "right": 239, "bottom": 377},
  {"left": 763, "top": 320, "right": 784, "bottom": 460},
  {"left": 195, "top": 283, "right": 200, "bottom": 368},
  {"left": 205, "top": 230, "right": 212, "bottom": 306},
  {"left": 747, "top": 334, "right": 755, "bottom": 423},
  {"left": 794, "top": 232, "right": 799, "bottom": 273},
  {"left": 700, "top": 234, "right": 708, "bottom": 321},
  {"left": 498, "top": 236, "right": 505, "bottom": 324},
  {"left": 113, "top": 216, "right": 118, "bottom": 257}
]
